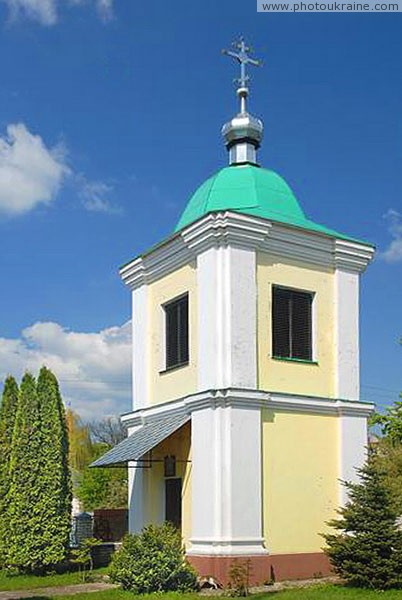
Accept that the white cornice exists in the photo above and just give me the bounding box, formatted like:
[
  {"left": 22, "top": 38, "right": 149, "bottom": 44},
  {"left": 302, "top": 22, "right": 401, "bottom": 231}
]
[
  {"left": 121, "top": 387, "right": 375, "bottom": 428},
  {"left": 119, "top": 234, "right": 193, "bottom": 290},
  {"left": 120, "top": 212, "right": 375, "bottom": 290},
  {"left": 334, "top": 239, "right": 375, "bottom": 272},
  {"left": 181, "top": 212, "right": 272, "bottom": 253}
]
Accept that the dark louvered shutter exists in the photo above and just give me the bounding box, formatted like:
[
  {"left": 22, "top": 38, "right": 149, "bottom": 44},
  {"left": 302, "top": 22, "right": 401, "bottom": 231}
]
[
  {"left": 272, "top": 286, "right": 312, "bottom": 360},
  {"left": 272, "top": 288, "right": 291, "bottom": 358},
  {"left": 165, "top": 295, "right": 189, "bottom": 369},
  {"left": 290, "top": 291, "right": 312, "bottom": 360},
  {"left": 166, "top": 300, "right": 179, "bottom": 368},
  {"left": 177, "top": 295, "right": 189, "bottom": 364}
]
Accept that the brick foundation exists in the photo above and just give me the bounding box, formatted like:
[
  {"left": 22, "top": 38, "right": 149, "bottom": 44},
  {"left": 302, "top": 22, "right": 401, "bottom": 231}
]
[{"left": 187, "top": 552, "right": 331, "bottom": 586}]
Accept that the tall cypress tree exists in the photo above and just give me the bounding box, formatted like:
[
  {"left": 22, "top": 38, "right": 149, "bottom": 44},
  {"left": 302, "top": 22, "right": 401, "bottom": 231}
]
[
  {"left": 0, "top": 376, "right": 19, "bottom": 565},
  {"left": 7, "top": 373, "right": 44, "bottom": 571},
  {"left": 36, "top": 366, "right": 72, "bottom": 567},
  {"left": 323, "top": 449, "right": 402, "bottom": 590}
]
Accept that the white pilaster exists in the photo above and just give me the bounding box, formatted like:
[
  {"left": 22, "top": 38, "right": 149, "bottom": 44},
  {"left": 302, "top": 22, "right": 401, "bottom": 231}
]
[
  {"left": 334, "top": 269, "right": 360, "bottom": 401},
  {"left": 132, "top": 285, "right": 149, "bottom": 409},
  {"left": 188, "top": 404, "right": 266, "bottom": 556},
  {"left": 197, "top": 245, "right": 257, "bottom": 390},
  {"left": 128, "top": 461, "right": 145, "bottom": 534},
  {"left": 338, "top": 412, "right": 368, "bottom": 505}
]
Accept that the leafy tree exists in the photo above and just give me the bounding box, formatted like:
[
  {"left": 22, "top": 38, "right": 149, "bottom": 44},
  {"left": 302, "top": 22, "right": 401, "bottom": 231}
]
[
  {"left": 0, "top": 376, "right": 19, "bottom": 565},
  {"left": 36, "top": 366, "right": 72, "bottom": 567},
  {"left": 371, "top": 400, "right": 402, "bottom": 444},
  {"left": 370, "top": 397, "right": 402, "bottom": 512},
  {"left": 66, "top": 409, "right": 92, "bottom": 472},
  {"left": 76, "top": 443, "right": 127, "bottom": 511},
  {"left": 374, "top": 439, "right": 402, "bottom": 515},
  {"left": 6, "top": 373, "right": 44, "bottom": 571},
  {"left": 70, "top": 415, "right": 128, "bottom": 510},
  {"left": 89, "top": 416, "right": 126, "bottom": 447},
  {"left": 323, "top": 449, "right": 402, "bottom": 590}
]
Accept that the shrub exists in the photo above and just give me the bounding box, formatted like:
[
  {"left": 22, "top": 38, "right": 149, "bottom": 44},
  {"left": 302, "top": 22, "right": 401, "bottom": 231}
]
[
  {"left": 228, "top": 558, "right": 252, "bottom": 596},
  {"left": 109, "top": 523, "right": 197, "bottom": 593},
  {"left": 70, "top": 537, "right": 102, "bottom": 582}
]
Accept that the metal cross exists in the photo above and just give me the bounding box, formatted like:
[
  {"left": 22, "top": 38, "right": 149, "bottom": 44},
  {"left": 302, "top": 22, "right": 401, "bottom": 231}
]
[{"left": 222, "top": 37, "right": 261, "bottom": 90}]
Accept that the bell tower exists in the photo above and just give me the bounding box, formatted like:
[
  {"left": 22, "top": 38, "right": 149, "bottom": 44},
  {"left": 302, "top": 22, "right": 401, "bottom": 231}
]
[{"left": 93, "top": 39, "right": 375, "bottom": 584}]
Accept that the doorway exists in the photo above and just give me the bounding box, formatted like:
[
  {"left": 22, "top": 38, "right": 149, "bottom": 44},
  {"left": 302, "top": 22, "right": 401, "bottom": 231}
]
[{"left": 165, "top": 478, "right": 182, "bottom": 529}]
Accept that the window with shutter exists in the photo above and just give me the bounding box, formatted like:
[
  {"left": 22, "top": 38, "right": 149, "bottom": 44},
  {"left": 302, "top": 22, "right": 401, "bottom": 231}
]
[
  {"left": 165, "top": 294, "right": 189, "bottom": 370},
  {"left": 272, "top": 286, "right": 313, "bottom": 361}
]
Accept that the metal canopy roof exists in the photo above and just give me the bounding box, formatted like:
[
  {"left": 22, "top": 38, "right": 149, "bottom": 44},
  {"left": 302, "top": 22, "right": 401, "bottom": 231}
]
[{"left": 90, "top": 413, "right": 190, "bottom": 468}]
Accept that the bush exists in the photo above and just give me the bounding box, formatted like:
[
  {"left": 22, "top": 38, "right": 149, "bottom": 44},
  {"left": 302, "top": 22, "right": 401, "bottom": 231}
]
[
  {"left": 109, "top": 523, "right": 198, "bottom": 593},
  {"left": 70, "top": 538, "right": 102, "bottom": 582},
  {"left": 228, "top": 559, "right": 252, "bottom": 596}
]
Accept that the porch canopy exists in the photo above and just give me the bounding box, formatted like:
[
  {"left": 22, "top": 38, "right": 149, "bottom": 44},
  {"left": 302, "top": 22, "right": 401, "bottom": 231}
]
[{"left": 90, "top": 413, "right": 190, "bottom": 468}]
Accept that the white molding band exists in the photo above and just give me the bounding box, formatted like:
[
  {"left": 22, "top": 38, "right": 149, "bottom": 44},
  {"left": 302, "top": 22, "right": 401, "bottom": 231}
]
[
  {"left": 120, "top": 212, "right": 374, "bottom": 291},
  {"left": 121, "top": 387, "right": 375, "bottom": 428}
]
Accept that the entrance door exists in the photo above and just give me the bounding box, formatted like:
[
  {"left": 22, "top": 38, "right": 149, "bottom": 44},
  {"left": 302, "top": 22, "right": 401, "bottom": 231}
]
[{"left": 165, "top": 478, "right": 182, "bottom": 529}]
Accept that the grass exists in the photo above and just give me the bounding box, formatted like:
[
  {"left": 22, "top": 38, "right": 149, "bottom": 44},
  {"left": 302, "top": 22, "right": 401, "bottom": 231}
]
[
  {"left": 0, "top": 568, "right": 107, "bottom": 591},
  {"left": 19, "top": 594, "right": 197, "bottom": 600},
  {"left": 34, "top": 586, "right": 402, "bottom": 600},
  {"left": 2, "top": 579, "right": 402, "bottom": 599},
  {"left": 254, "top": 584, "right": 402, "bottom": 599}
]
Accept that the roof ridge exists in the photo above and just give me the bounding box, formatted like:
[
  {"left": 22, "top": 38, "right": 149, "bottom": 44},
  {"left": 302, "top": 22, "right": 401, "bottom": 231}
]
[{"left": 202, "top": 170, "right": 220, "bottom": 215}]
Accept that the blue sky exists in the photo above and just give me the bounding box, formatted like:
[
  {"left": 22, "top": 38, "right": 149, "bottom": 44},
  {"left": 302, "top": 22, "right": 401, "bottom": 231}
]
[{"left": 0, "top": 1, "right": 400, "bottom": 417}]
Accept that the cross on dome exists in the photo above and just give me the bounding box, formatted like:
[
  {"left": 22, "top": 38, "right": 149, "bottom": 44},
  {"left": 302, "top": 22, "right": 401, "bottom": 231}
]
[
  {"left": 222, "top": 37, "right": 261, "bottom": 114},
  {"left": 221, "top": 38, "right": 263, "bottom": 166}
]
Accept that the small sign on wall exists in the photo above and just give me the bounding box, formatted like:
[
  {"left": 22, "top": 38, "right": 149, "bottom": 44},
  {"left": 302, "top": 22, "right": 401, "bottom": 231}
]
[{"left": 164, "top": 455, "right": 176, "bottom": 477}]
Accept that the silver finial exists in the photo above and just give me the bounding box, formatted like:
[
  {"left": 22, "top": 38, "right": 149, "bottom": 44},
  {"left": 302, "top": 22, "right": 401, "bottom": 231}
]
[
  {"left": 222, "top": 37, "right": 261, "bottom": 114},
  {"left": 221, "top": 38, "right": 264, "bottom": 167}
]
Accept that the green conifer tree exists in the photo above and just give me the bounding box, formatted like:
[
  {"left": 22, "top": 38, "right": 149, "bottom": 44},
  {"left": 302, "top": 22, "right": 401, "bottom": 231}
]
[
  {"left": 0, "top": 376, "right": 19, "bottom": 565},
  {"left": 7, "top": 369, "right": 72, "bottom": 572},
  {"left": 6, "top": 373, "right": 44, "bottom": 571},
  {"left": 323, "top": 449, "right": 402, "bottom": 590},
  {"left": 36, "top": 366, "right": 72, "bottom": 567}
]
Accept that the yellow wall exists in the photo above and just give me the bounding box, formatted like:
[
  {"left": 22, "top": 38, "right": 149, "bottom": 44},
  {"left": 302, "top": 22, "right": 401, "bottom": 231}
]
[
  {"left": 262, "top": 409, "right": 338, "bottom": 554},
  {"left": 148, "top": 263, "right": 197, "bottom": 406},
  {"left": 144, "top": 423, "right": 192, "bottom": 545},
  {"left": 257, "top": 253, "right": 335, "bottom": 398}
]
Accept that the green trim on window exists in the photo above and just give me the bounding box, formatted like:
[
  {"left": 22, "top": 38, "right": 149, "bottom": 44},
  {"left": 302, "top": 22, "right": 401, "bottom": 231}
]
[
  {"left": 272, "top": 355, "right": 319, "bottom": 366},
  {"left": 159, "top": 361, "right": 189, "bottom": 375}
]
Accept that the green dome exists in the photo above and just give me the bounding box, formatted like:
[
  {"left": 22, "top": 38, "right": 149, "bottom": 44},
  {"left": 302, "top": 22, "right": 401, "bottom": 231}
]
[{"left": 175, "top": 164, "right": 359, "bottom": 241}]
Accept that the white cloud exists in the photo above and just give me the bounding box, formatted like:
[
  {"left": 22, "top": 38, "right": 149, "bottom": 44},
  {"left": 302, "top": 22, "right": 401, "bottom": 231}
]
[
  {"left": 0, "top": 122, "right": 120, "bottom": 217},
  {"left": 2, "top": 0, "right": 114, "bottom": 25},
  {"left": 69, "top": 0, "right": 113, "bottom": 21},
  {"left": 380, "top": 209, "right": 402, "bottom": 263},
  {"left": 96, "top": 0, "right": 112, "bottom": 21},
  {"left": 76, "top": 176, "right": 121, "bottom": 214},
  {"left": 0, "top": 123, "right": 69, "bottom": 216},
  {"left": 3, "top": 0, "right": 57, "bottom": 24},
  {"left": 0, "top": 320, "right": 131, "bottom": 419}
]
